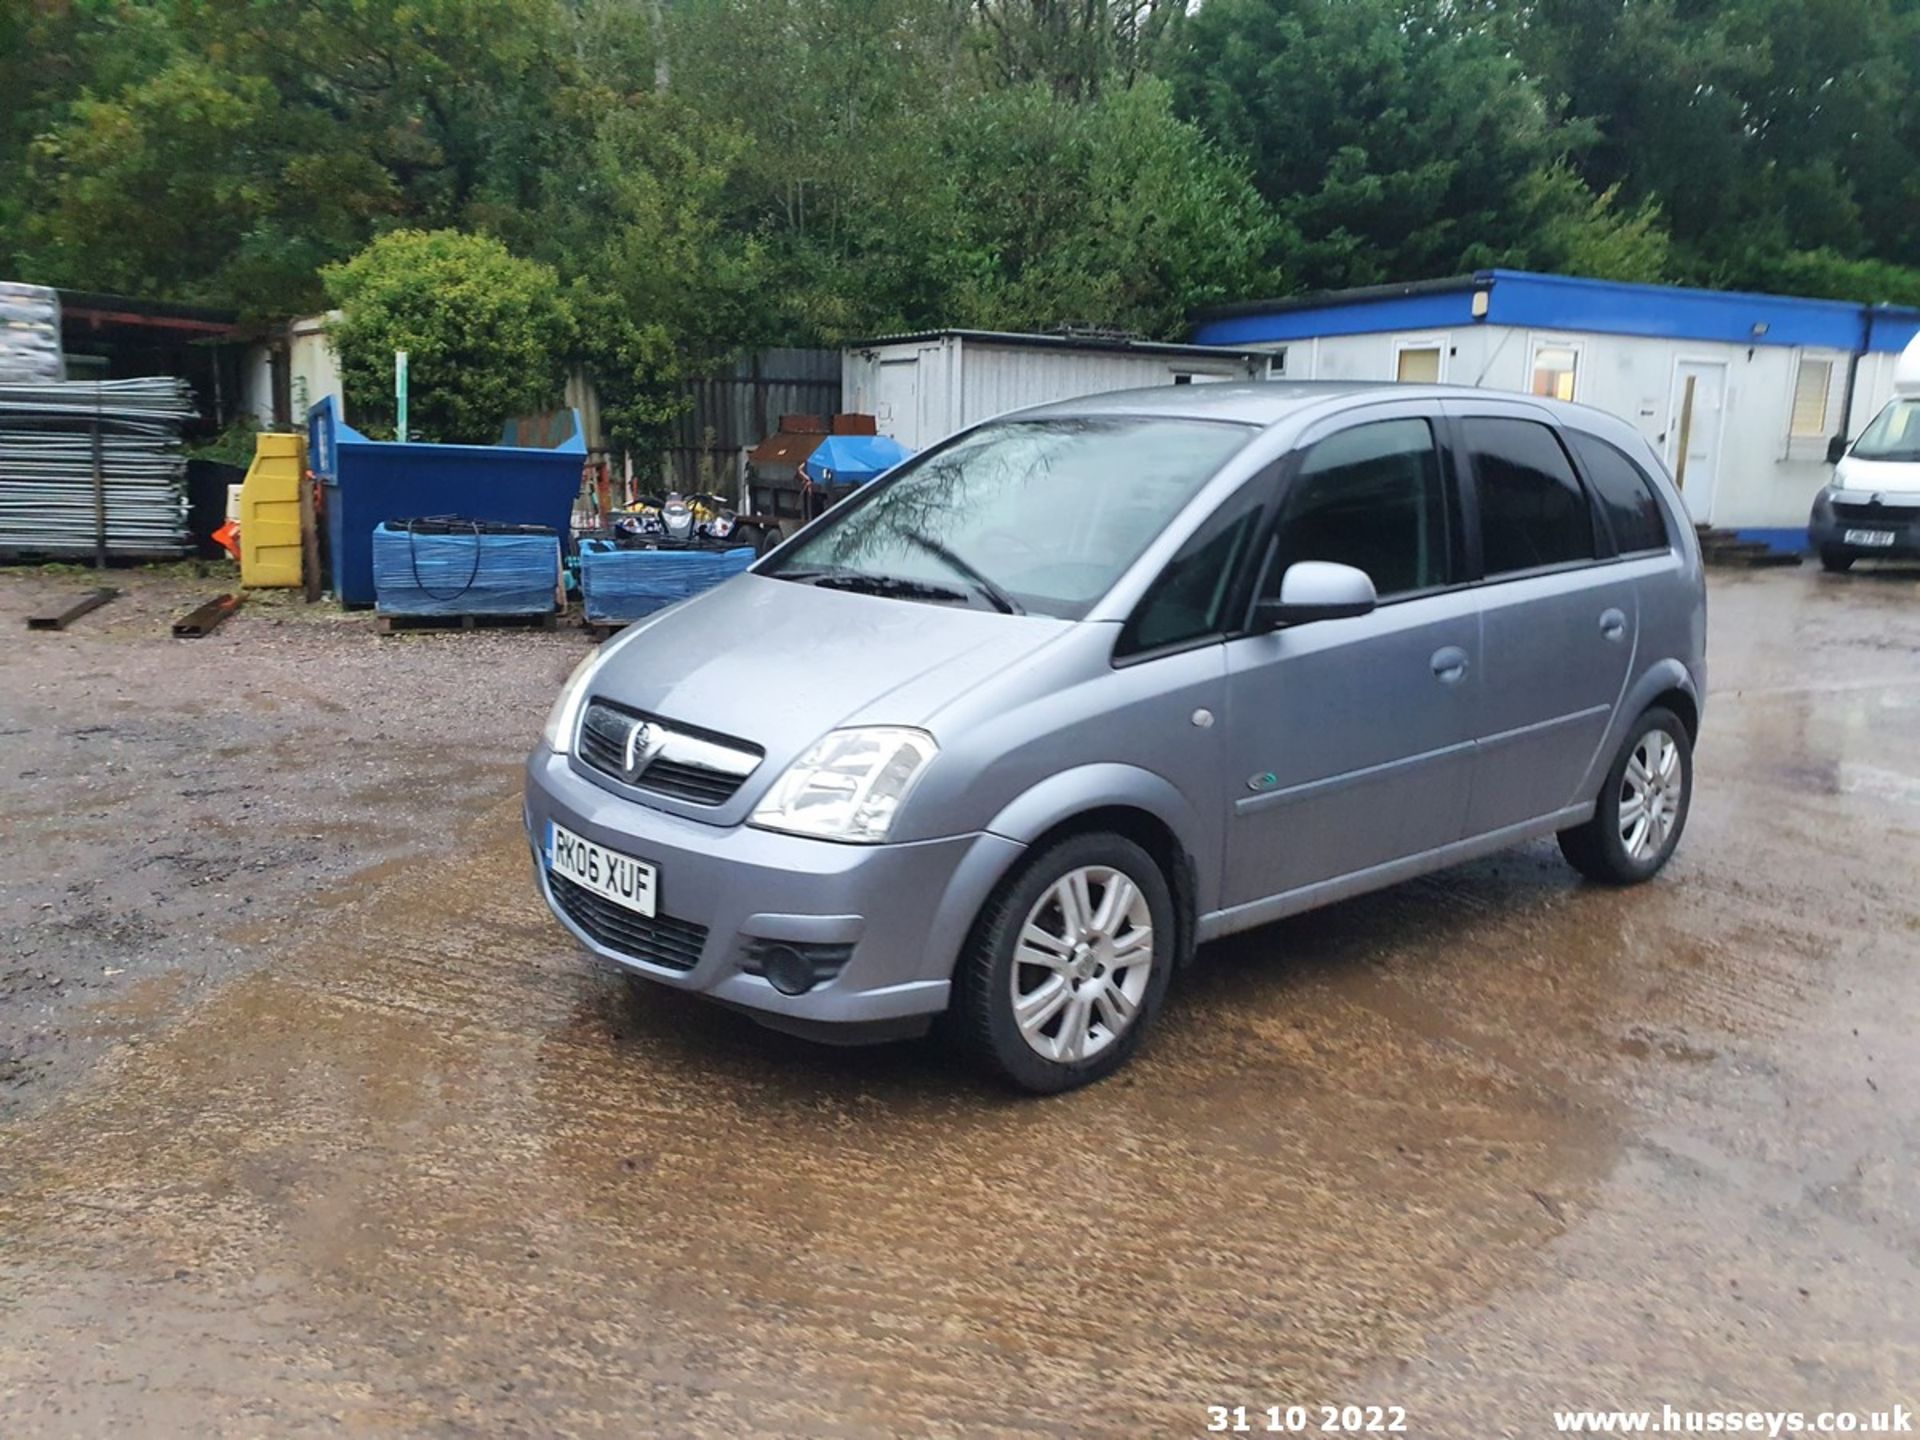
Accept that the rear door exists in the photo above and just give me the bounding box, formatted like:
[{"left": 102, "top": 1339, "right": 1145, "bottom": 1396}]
[{"left": 1445, "top": 400, "right": 1638, "bottom": 836}]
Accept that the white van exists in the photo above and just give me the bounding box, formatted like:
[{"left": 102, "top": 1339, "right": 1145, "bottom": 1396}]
[{"left": 1811, "top": 333, "right": 1920, "bottom": 571}]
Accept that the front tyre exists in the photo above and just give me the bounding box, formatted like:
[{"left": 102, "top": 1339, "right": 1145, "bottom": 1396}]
[
  {"left": 955, "top": 832, "right": 1174, "bottom": 1094},
  {"left": 1558, "top": 705, "right": 1693, "bottom": 885},
  {"left": 1819, "top": 545, "right": 1855, "bottom": 573}
]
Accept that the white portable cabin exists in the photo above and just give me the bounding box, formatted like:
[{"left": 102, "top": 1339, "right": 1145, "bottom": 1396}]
[
  {"left": 1191, "top": 270, "right": 1920, "bottom": 551},
  {"left": 842, "top": 330, "right": 1272, "bottom": 451}
]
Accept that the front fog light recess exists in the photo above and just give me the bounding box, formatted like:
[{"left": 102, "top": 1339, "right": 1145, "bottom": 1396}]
[{"left": 750, "top": 726, "right": 938, "bottom": 843}]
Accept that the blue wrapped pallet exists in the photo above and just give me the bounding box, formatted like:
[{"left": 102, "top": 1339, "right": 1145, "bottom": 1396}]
[
  {"left": 579, "top": 539, "right": 755, "bottom": 623},
  {"left": 372, "top": 521, "right": 561, "bottom": 617}
]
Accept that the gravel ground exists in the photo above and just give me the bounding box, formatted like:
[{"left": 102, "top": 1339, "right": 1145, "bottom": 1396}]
[{"left": 0, "top": 564, "right": 595, "bottom": 1115}]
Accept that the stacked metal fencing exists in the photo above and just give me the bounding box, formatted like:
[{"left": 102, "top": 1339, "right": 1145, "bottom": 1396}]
[{"left": 0, "top": 378, "right": 196, "bottom": 560}]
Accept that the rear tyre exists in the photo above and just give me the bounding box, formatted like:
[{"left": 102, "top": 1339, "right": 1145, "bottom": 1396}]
[
  {"left": 954, "top": 832, "right": 1174, "bottom": 1094},
  {"left": 1557, "top": 705, "right": 1693, "bottom": 885},
  {"left": 1819, "top": 545, "right": 1855, "bottom": 573},
  {"left": 756, "top": 525, "right": 785, "bottom": 557},
  {"left": 731, "top": 523, "right": 762, "bottom": 554}
]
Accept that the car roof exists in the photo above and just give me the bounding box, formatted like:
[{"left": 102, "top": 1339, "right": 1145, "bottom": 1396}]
[
  {"left": 1014, "top": 380, "right": 1378, "bottom": 426},
  {"left": 1012, "top": 380, "right": 1632, "bottom": 435}
]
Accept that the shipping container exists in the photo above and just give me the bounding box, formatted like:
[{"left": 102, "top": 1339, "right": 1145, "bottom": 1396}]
[{"left": 841, "top": 330, "right": 1273, "bottom": 449}]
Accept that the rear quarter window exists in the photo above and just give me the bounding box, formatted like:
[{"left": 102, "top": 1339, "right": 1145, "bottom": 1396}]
[
  {"left": 1565, "top": 431, "right": 1672, "bottom": 555},
  {"left": 1462, "top": 416, "right": 1596, "bottom": 576}
]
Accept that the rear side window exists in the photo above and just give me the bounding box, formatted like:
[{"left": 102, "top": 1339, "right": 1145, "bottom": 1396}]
[
  {"left": 1565, "top": 431, "right": 1671, "bottom": 555},
  {"left": 1271, "top": 418, "right": 1453, "bottom": 598},
  {"left": 1464, "top": 417, "right": 1596, "bottom": 576}
]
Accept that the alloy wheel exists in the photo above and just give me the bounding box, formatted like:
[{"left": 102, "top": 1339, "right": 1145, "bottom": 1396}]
[
  {"left": 1008, "top": 864, "right": 1155, "bottom": 1064},
  {"left": 1619, "top": 728, "right": 1683, "bottom": 862}
]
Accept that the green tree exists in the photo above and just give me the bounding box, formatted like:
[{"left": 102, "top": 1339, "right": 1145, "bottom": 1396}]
[
  {"left": 1516, "top": 166, "right": 1672, "bottom": 285},
  {"left": 322, "top": 229, "right": 576, "bottom": 443},
  {"left": 1163, "top": 0, "right": 1671, "bottom": 290},
  {"left": 655, "top": 0, "right": 1275, "bottom": 339},
  {"left": 9, "top": 0, "right": 577, "bottom": 311},
  {"left": 922, "top": 81, "right": 1283, "bottom": 335},
  {"left": 1518, "top": 0, "right": 1920, "bottom": 297}
]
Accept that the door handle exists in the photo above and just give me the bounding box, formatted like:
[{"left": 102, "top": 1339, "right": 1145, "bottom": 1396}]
[
  {"left": 1430, "top": 645, "right": 1469, "bottom": 684},
  {"left": 1599, "top": 608, "right": 1628, "bottom": 642}
]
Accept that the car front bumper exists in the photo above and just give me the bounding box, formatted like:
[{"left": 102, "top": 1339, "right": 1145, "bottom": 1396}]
[
  {"left": 1809, "top": 489, "right": 1920, "bottom": 559},
  {"left": 523, "top": 745, "right": 1024, "bottom": 1040}
]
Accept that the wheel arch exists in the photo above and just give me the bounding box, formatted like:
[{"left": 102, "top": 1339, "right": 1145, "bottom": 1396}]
[
  {"left": 978, "top": 766, "right": 1208, "bottom": 969},
  {"left": 1575, "top": 658, "right": 1702, "bottom": 802},
  {"left": 1650, "top": 684, "right": 1699, "bottom": 744}
]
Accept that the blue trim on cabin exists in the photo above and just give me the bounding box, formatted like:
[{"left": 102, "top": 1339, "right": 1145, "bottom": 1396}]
[
  {"left": 1735, "top": 527, "right": 1812, "bottom": 556},
  {"left": 1195, "top": 288, "right": 1481, "bottom": 346},
  {"left": 1481, "top": 269, "right": 1868, "bottom": 351},
  {"left": 1190, "top": 269, "right": 1920, "bottom": 357},
  {"left": 1866, "top": 307, "right": 1920, "bottom": 356}
]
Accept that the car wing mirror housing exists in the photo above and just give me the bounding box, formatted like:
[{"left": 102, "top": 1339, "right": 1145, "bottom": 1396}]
[
  {"left": 1252, "top": 561, "right": 1378, "bottom": 631},
  {"left": 1826, "top": 434, "right": 1849, "bottom": 465}
]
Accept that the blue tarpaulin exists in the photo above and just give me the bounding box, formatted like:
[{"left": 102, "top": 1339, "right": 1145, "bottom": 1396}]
[
  {"left": 372, "top": 522, "right": 560, "bottom": 616},
  {"left": 799, "top": 434, "right": 913, "bottom": 487},
  {"left": 579, "top": 540, "right": 755, "bottom": 623}
]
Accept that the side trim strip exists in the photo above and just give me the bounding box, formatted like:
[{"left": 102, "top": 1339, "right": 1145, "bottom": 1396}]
[
  {"left": 1474, "top": 703, "right": 1612, "bottom": 754},
  {"left": 1234, "top": 738, "right": 1476, "bottom": 816}
]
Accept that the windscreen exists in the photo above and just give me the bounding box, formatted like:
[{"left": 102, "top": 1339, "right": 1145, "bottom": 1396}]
[
  {"left": 1851, "top": 399, "right": 1920, "bottom": 463},
  {"left": 762, "top": 416, "right": 1255, "bottom": 618}
]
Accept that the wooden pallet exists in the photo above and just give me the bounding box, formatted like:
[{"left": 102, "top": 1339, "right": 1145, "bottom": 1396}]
[{"left": 376, "top": 610, "right": 560, "bottom": 635}]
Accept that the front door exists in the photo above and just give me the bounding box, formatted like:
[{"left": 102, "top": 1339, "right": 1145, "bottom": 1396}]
[
  {"left": 1221, "top": 410, "right": 1479, "bottom": 908},
  {"left": 1667, "top": 360, "right": 1727, "bottom": 523}
]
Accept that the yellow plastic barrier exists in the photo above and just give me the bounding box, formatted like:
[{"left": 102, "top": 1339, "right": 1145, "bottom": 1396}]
[{"left": 238, "top": 432, "right": 305, "bottom": 588}]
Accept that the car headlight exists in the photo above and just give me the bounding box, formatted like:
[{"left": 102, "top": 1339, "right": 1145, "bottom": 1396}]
[
  {"left": 750, "top": 727, "right": 938, "bottom": 843},
  {"left": 540, "top": 647, "right": 607, "bottom": 753}
]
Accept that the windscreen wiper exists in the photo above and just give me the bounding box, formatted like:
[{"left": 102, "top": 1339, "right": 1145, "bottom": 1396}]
[
  {"left": 809, "top": 572, "right": 973, "bottom": 604},
  {"left": 896, "top": 530, "right": 1024, "bottom": 615}
]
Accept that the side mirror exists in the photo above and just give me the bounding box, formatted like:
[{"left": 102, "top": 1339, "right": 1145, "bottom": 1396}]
[
  {"left": 1826, "top": 434, "right": 1849, "bottom": 465},
  {"left": 1252, "top": 561, "right": 1378, "bottom": 631}
]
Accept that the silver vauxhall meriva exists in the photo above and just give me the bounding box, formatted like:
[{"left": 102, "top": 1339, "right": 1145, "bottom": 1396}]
[{"left": 526, "top": 383, "right": 1706, "bottom": 1092}]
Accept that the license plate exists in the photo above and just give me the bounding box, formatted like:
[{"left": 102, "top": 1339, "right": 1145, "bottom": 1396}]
[
  {"left": 1844, "top": 528, "right": 1897, "bottom": 547},
  {"left": 547, "top": 821, "right": 656, "bottom": 917}
]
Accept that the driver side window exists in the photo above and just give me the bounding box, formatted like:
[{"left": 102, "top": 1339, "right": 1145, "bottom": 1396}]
[{"left": 1271, "top": 418, "right": 1454, "bottom": 598}]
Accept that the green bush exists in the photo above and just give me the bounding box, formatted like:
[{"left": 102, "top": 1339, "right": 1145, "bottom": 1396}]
[{"left": 322, "top": 229, "right": 575, "bottom": 445}]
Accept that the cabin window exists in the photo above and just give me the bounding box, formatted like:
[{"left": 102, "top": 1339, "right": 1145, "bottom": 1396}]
[
  {"left": 1530, "top": 343, "right": 1580, "bottom": 402},
  {"left": 1789, "top": 357, "right": 1833, "bottom": 437},
  {"left": 1394, "top": 344, "right": 1443, "bottom": 383}
]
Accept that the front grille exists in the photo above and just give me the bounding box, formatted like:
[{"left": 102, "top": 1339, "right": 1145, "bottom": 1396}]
[
  {"left": 633, "top": 758, "right": 741, "bottom": 805},
  {"left": 549, "top": 872, "right": 709, "bottom": 971},
  {"left": 576, "top": 698, "right": 762, "bottom": 807},
  {"left": 1833, "top": 501, "right": 1920, "bottom": 526},
  {"left": 579, "top": 704, "right": 630, "bottom": 775}
]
